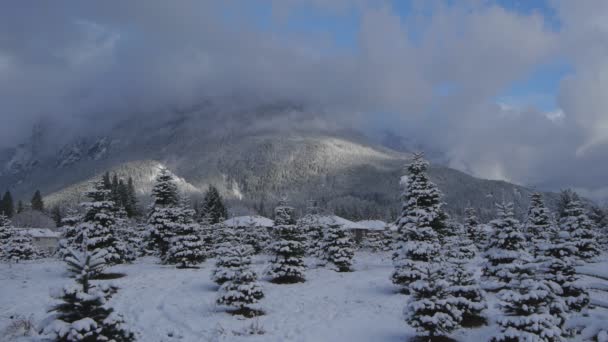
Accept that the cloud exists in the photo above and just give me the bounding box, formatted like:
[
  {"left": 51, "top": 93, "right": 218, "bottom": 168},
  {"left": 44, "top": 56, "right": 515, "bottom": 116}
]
[{"left": 0, "top": 1, "right": 607, "bottom": 197}]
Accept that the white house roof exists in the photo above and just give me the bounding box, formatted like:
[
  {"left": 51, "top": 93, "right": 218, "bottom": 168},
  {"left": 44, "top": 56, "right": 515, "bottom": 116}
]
[
  {"left": 356, "top": 220, "right": 388, "bottom": 231},
  {"left": 301, "top": 215, "right": 367, "bottom": 230},
  {"left": 223, "top": 215, "right": 275, "bottom": 228},
  {"left": 17, "top": 228, "right": 61, "bottom": 238}
]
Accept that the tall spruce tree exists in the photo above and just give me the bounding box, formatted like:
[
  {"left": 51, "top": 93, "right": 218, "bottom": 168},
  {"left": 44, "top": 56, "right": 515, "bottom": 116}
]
[
  {"left": 447, "top": 262, "right": 487, "bottom": 326},
  {"left": 1, "top": 191, "right": 14, "bottom": 218},
  {"left": 77, "top": 179, "right": 127, "bottom": 265},
  {"left": 524, "top": 193, "right": 554, "bottom": 257},
  {"left": 126, "top": 177, "right": 138, "bottom": 217},
  {"left": 0, "top": 213, "right": 12, "bottom": 259},
  {"left": 464, "top": 207, "right": 485, "bottom": 249},
  {"left": 57, "top": 209, "right": 83, "bottom": 260},
  {"left": 212, "top": 224, "right": 241, "bottom": 285},
  {"left": 482, "top": 202, "right": 530, "bottom": 292},
  {"left": 41, "top": 247, "right": 135, "bottom": 341},
  {"left": 559, "top": 198, "right": 600, "bottom": 261},
  {"left": 392, "top": 154, "right": 445, "bottom": 293},
  {"left": 31, "top": 190, "right": 44, "bottom": 212},
  {"left": 269, "top": 222, "right": 306, "bottom": 283},
  {"left": 5, "top": 229, "right": 38, "bottom": 262},
  {"left": 199, "top": 185, "right": 228, "bottom": 224},
  {"left": 324, "top": 224, "right": 354, "bottom": 272},
  {"left": 147, "top": 168, "right": 180, "bottom": 258},
  {"left": 405, "top": 264, "right": 463, "bottom": 340},
  {"left": 164, "top": 202, "right": 205, "bottom": 268},
  {"left": 216, "top": 244, "right": 264, "bottom": 317}
]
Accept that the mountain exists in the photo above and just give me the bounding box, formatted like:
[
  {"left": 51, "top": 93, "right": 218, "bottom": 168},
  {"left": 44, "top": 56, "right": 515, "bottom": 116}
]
[{"left": 0, "top": 107, "right": 560, "bottom": 222}]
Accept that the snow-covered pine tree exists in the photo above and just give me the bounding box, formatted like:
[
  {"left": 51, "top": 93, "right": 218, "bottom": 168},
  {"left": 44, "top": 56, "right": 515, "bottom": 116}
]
[
  {"left": 199, "top": 185, "right": 228, "bottom": 224},
  {"left": 216, "top": 244, "right": 264, "bottom": 317},
  {"left": 77, "top": 179, "right": 127, "bottom": 265},
  {"left": 542, "top": 230, "right": 589, "bottom": 322},
  {"left": 445, "top": 224, "right": 477, "bottom": 262},
  {"left": 525, "top": 193, "right": 554, "bottom": 257},
  {"left": 212, "top": 225, "right": 241, "bottom": 285},
  {"left": 5, "top": 229, "right": 38, "bottom": 262},
  {"left": 0, "top": 213, "right": 13, "bottom": 259},
  {"left": 147, "top": 168, "right": 180, "bottom": 258},
  {"left": 324, "top": 224, "right": 354, "bottom": 272},
  {"left": 464, "top": 207, "right": 486, "bottom": 249},
  {"left": 482, "top": 202, "right": 531, "bottom": 292},
  {"left": 164, "top": 203, "right": 205, "bottom": 268},
  {"left": 392, "top": 154, "right": 448, "bottom": 293},
  {"left": 41, "top": 247, "right": 135, "bottom": 341},
  {"left": 491, "top": 269, "right": 563, "bottom": 342},
  {"left": 274, "top": 200, "right": 296, "bottom": 226},
  {"left": 236, "top": 223, "right": 271, "bottom": 254},
  {"left": 446, "top": 262, "right": 487, "bottom": 326},
  {"left": 405, "top": 264, "right": 462, "bottom": 340},
  {"left": 57, "top": 209, "right": 83, "bottom": 260},
  {"left": 269, "top": 222, "right": 306, "bottom": 283},
  {"left": 559, "top": 198, "right": 600, "bottom": 261}
]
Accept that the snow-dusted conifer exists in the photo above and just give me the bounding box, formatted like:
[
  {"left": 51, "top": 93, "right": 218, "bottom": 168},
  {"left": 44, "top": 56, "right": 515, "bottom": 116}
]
[
  {"left": 78, "top": 179, "right": 127, "bottom": 264},
  {"left": 147, "top": 168, "right": 180, "bottom": 258},
  {"left": 274, "top": 200, "right": 296, "bottom": 226},
  {"left": 482, "top": 202, "right": 530, "bottom": 292},
  {"left": 41, "top": 247, "right": 135, "bottom": 341},
  {"left": 525, "top": 193, "right": 554, "bottom": 257},
  {"left": 216, "top": 245, "right": 264, "bottom": 317},
  {"left": 405, "top": 264, "right": 462, "bottom": 340},
  {"left": 212, "top": 225, "right": 240, "bottom": 285},
  {"left": 5, "top": 229, "right": 38, "bottom": 262},
  {"left": 447, "top": 263, "right": 486, "bottom": 326},
  {"left": 164, "top": 203, "right": 205, "bottom": 268},
  {"left": 464, "top": 207, "right": 486, "bottom": 249},
  {"left": 57, "top": 209, "right": 83, "bottom": 259},
  {"left": 392, "top": 154, "right": 447, "bottom": 293},
  {"left": 0, "top": 213, "right": 13, "bottom": 259},
  {"left": 446, "top": 223, "right": 477, "bottom": 261},
  {"left": 269, "top": 222, "right": 306, "bottom": 283},
  {"left": 324, "top": 224, "right": 354, "bottom": 272},
  {"left": 199, "top": 185, "right": 228, "bottom": 224},
  {"left": 492, "top": 273, "right": 563, "bottom": 342},
  {"left": 559, "top": 198, "right": 600, "bottom": 261}
]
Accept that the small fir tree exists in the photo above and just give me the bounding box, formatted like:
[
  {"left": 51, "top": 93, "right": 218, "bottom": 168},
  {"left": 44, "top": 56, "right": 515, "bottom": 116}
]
[
  {"left": 5, "top": 229, "right": 38, "bottom": 262},
  {"left": 164, "top": 204, "right": 205, "bottom": 268},
  {"left": 298, "top": 214, "right": 325, "bottom": 258},
  {"left": 445, "top": 223, "right": 477, "bottom": 261},
  {"left": 524, "top": 193, "right": 554, "bottom": 257},
  {"left": 57, "top": 209, "right": 83, "bottom": 260},
  {"left": 199, "top": 185, "right": 228, "bottom": 224},
  {"left": 405, "top": 264, "right": 463, "bottom": 340},
  {"left": 31, "top": 190, "right": 44, "bottom": 212},
  {"left": 269, "top": 223, "right": 306, "bottom": 283},
  {"left": 274, "top": 200, "right": 296, "bottom": 226},
  {"left": 151, "top": 168, "right": 179, "bottom": 207},
  {"left": 464, "top": 207, "right": 486, "bottom": 249},
  {"left": 147, "top": 168, "right": 180, "bottom": 257},
  {"left": 0, "top": 213, "right": 12, "bottom": 258},
  {"left": 559, "top": 198, "right": 600, "bottom": 261},
  {"left": 324, "top": 224, "right": 354, "bottom": 272},
  {"left": 41, "top": 247, "right": 135, "bottom": 341},
  {"left": 77, "top": 179, "right": 127, "bottom": 264},
  {"left": 216, "top": 245, "right": 264, "bottom": 317},
  {"left": 446, "top": 262, "right": 487, "bottom": 326},
  {"left": 482, "top": 202, "right": 531, "bottom": 292},
  {"left": 212, "top": 225, "right": 240, "bottom": 285}
]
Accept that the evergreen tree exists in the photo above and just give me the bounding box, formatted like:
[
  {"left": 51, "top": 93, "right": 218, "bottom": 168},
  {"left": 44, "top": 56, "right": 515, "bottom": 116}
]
[
  {"left": 147, "top": 168, "right": 180, "bottom": 257},
  {"left": 446, "top": 262, "right": 487, "bottom": 326},
  {"left": 126, "top": 177, "right": 138, "bottom": 218},
  {"left": 559, "top": 198, "right": 600, "bottom": 261},
  {"left": 324, "top": 224, "right": 354, "bottom": 272},
  {"left": 102, "top": 171, "right": 112, "bottom": 190},
  {"left": 199, "top": 185, "right": 228, "bottom": 224},
  {"left": 17, "top": 200, "right": 24, "bottom": 214},
  {"left": 1, "top": 191, "right": 14, "bottom": 218},
  {"left": 77, "top": 179, "right": 127, "bottom": 265},
  {"left": 41, "top": 247, "right": 135, "bottom": 341},
  {"left": 405, "top": 264, "right": 462, "bottom": 340},
  {"left": 298, "top": 213, "right": 325, "bottom": 258},
  {"left": 556, "top": 189, "right": 579, "bottom": 219},
  {"left": 5, "top": 229, "right": 38, "bottom": 262},
  {"left": 216, "top": 245, "right": 264, "bottom": 317},
  {"left": 589, "top": 205, "right": 607, "bottom": 228},
  {"left": 274, "top": 200, "right": 296, "bottom": 226},
  {"left": 0, "top": 214, "right": 13, "bottom": 259},
  {"left": 51, "top": 206, "right": 63, "bottom": 227},
  {"left": 269, "top": 223, "right": 306, "bottom": 283},
  {"left": 445, "top": 226, "right": 477, "bottom": 262},
  {"left": 492, "top": 271, "right": 563, "bottom": 342},
  {"left": 482, "top": 202, "right": 530, "bottom": 292},
  {"left": 525, "top": 193, "right": 554, "bottom": 257},
  {"left": 31, "top": 190, "right": 44, "bottom": 212},
  {"left": 464, "top": 207, "right": 486, "bottom": 249},
  {"left": 164, "top": 203, "right": 205, "bottom": 268},
  {"left": 57, "top": 209, "right": 84, "bottom": 260},
  {"left": 212, "top": 225, "right": 241, "bottom": 285}
]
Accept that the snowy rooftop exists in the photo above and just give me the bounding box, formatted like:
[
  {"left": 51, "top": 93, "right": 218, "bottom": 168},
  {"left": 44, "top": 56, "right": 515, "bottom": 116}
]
[
  {"left": 355, "top": 220, "right": 388, "bottom": 231},
  {"left": 303, "top": 215, "right": 369, "bottom": 230},
  {"left": 223, "top": 215, "right": 275, "bottom": 228},
  {"left": 16, "top": 228, "right": 61, "bottom": 238}
]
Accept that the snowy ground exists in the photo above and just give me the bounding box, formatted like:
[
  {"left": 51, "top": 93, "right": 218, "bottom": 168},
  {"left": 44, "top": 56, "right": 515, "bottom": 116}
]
[{"left": 1, "top": 252, "right": 607, "bottom": 342}]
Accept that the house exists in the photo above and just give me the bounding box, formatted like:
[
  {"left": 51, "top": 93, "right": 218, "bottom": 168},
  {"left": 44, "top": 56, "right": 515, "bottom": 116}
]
[
  {"left": 16, "top": 228, "right": 61, "bottom": 255},
  {"left": 223, "top": 215, "right": 275, "bottom": 229}
]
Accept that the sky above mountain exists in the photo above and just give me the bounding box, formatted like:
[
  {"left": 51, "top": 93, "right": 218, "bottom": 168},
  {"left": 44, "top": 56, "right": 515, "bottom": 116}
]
[{"left": 1, "top": 0, "right": 607, "bottom": 200}]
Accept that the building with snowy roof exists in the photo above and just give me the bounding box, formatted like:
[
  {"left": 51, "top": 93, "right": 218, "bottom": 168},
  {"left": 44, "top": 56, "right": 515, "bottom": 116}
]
[
  {"left": 16, "top": 228, "right": 61, "bottom": 255},
  {"left": 223, "top": 215, "right": 275, "bottom": 228}
]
